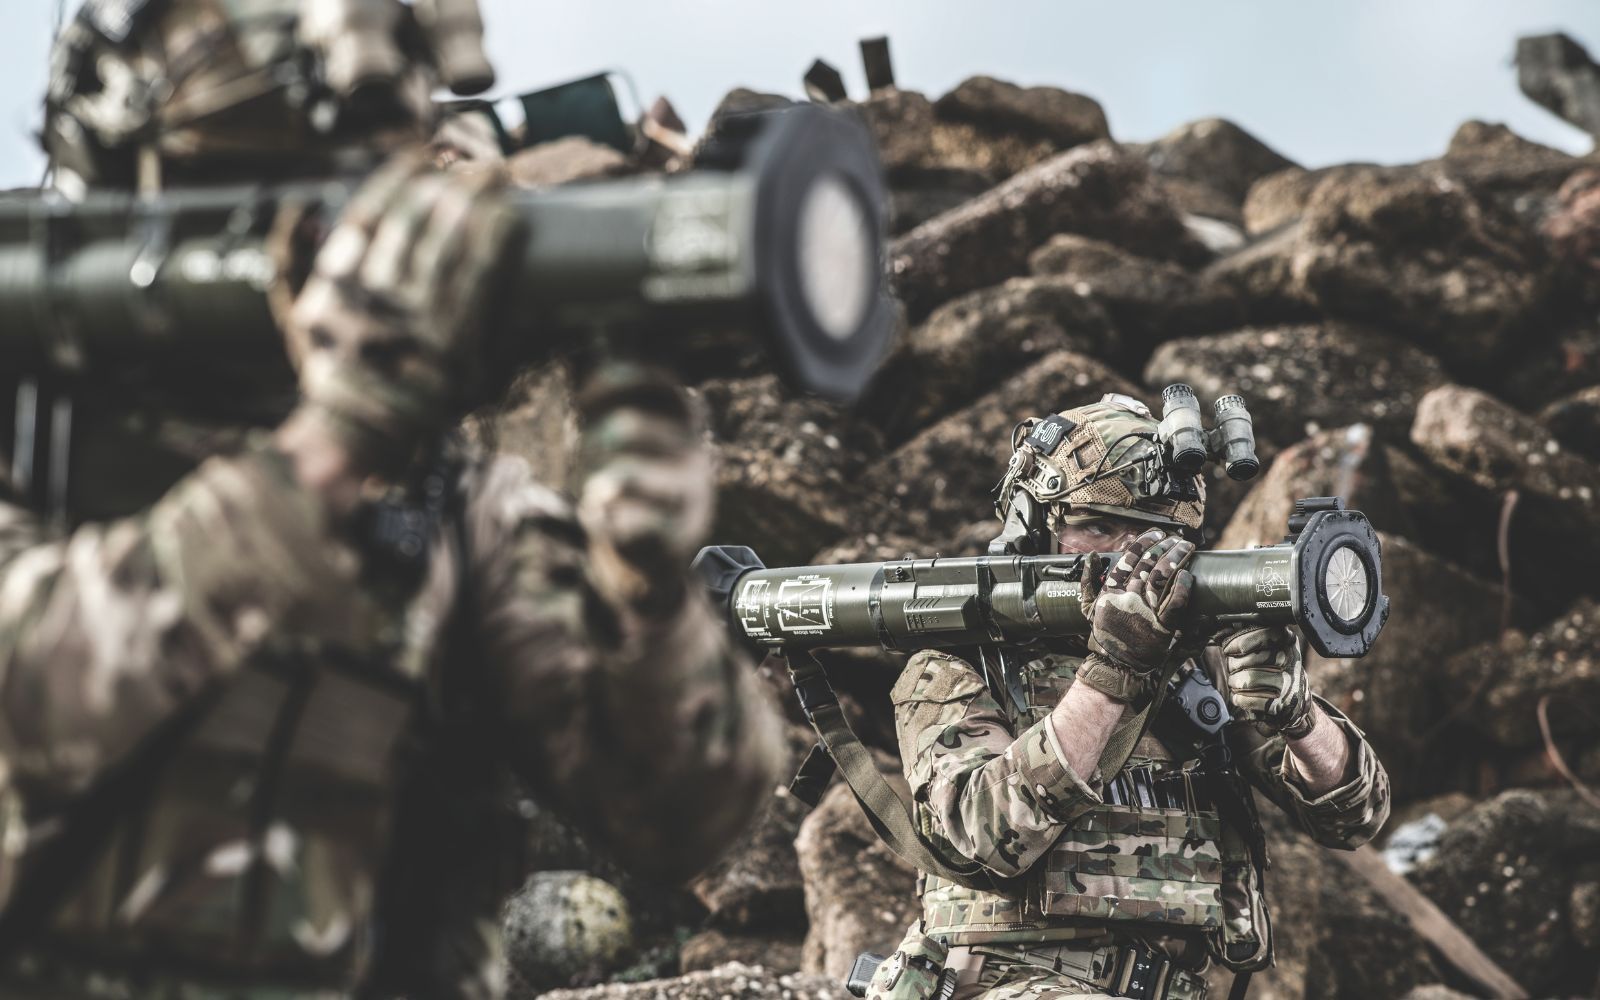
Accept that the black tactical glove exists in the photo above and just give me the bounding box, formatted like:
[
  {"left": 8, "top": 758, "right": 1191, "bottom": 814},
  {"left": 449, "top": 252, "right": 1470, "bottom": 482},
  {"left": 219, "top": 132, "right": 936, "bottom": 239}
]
[
  {"left": 1076, "top": 528, "right": 1196, "bottom": 707},
  {"left": 1216, "top": 625, "right": 1314, "bottom": 739}
]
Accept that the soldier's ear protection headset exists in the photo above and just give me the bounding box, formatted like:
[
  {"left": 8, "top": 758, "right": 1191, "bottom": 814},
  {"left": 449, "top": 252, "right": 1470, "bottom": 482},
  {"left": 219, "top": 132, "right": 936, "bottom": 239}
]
[{"left": 989, "top": 386, "right": 1260, "bottom": 556}]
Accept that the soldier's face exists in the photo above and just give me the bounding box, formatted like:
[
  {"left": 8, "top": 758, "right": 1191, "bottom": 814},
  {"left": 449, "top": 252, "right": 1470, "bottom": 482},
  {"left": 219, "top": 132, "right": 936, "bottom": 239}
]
[{"left": 1055, "top": 515, "right": 1148, "bottom": 554}]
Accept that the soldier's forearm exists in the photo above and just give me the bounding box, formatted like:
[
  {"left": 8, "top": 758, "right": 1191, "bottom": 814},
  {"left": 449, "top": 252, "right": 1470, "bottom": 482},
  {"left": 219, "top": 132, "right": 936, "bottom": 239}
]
[
  {"left": 1284, "top": 702, "right": 1352, "bottom": 796},
  {"left": 1050, "top": 681, "right": 1129, "bottom": 783}
]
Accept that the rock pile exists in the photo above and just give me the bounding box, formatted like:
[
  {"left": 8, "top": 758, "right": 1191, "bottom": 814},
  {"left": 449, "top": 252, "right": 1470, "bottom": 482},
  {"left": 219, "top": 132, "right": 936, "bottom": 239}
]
[{"left": 491, "top": 34, "right": 1600, "bottom": 1000}]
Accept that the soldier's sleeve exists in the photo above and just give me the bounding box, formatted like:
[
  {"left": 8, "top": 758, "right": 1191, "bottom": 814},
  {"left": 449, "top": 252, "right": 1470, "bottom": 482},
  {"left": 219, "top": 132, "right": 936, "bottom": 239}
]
[
  {"left": 462, "top": 455, "right": 784, "bottom": 883},
  {"left": 0, "top": 445, "right": 361, "bottom": 804},
  {"left": 1231, "top": 695, "right": 1391, "bottom": 850},
  {"left": 891, "top": 650, "right": 1100, "bottom": 878}
]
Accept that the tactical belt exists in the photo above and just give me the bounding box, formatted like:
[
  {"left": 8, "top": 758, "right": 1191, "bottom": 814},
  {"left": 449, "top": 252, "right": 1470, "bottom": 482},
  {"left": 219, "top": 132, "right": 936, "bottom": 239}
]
[{"left": 963, "top": 939, "right": 1208, "bottom": 1000}]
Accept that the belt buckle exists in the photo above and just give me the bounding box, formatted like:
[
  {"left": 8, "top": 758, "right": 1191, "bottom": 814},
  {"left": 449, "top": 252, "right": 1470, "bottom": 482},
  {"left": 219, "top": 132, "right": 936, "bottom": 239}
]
[
  {"left": 1114, "top": 942, "right": 1168, "bottom": 1000},
  {"left": 792, "top": 671, "right": 838, "bottom": 717}
]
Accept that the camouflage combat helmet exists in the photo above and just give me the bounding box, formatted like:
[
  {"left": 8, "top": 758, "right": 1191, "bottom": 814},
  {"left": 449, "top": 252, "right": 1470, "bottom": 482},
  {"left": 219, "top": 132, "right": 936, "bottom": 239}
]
[
  {"left": 995, "top": 392, "right": 1205, "bottom": 537},
  {"left": 44, "top": 0, "right": 495, "bottom": 192}
]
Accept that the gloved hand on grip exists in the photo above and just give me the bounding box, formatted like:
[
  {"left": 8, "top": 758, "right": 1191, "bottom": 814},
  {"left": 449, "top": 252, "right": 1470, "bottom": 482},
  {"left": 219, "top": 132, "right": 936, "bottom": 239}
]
[
  {"left": 284, "top": 153, "right": 520, "bottom": 474},
  {"left": 1215, "top": 625, "right": 1314, "bottom": 739},
  {"left": 575, "top": 363, "right": 715, "bottom": 618},
  {"left": 1075, "top": 528, "right": 1196, "bottom": 707}
]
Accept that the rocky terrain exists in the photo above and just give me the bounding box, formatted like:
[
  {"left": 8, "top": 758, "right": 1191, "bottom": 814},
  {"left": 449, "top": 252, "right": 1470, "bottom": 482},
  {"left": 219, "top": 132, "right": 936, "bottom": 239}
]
[{"left": 492, "top": 32, "right": 1600, "bottom": 1000}]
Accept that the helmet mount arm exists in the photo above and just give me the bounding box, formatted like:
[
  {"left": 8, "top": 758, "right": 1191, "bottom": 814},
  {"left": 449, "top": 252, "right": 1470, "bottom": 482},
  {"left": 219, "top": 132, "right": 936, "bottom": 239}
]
[{"left": 988, "top": 489, "right": 1052, "bottom": 556}]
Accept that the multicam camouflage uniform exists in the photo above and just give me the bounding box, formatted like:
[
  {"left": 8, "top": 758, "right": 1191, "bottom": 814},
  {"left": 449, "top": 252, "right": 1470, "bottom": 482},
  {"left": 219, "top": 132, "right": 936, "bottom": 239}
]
[
  {"left": 0, "top": 427, "right": 782, "bottom": 996},
  {"left": 0, "top": 3, "right": 785, "bottom": 997},
  {"left": 879, "top": 399, "right": 1390, "bottom": 1000}
]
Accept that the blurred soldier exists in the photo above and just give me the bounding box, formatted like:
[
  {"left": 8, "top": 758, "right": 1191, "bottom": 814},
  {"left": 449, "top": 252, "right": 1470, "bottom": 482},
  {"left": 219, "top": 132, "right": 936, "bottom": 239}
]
[
  {"left": 872, "top": 396, "right": 1390, "bottom": 1000},
  {"left": 0, "top": 2, "right": 784, "bottom": 997}
]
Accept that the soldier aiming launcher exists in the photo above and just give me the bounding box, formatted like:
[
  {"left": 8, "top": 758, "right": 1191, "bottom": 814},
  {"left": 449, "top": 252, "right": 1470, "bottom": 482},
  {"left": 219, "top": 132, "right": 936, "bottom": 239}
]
[
  {"left": 694, "top": 496, "right": 1389, "bottom": 661},
  {"left": 696, "top": 381, "right": 1389, "bottom": 661},
  {"left": 694, "top": 371, "right": 1392, "bottom": 927}
]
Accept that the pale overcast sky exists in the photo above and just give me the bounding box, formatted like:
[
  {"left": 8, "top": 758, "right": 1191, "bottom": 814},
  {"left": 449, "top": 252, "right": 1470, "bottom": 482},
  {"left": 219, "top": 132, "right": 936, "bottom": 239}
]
[{"left": 2, "top": 1, "right": 1594, "bottom": 188}]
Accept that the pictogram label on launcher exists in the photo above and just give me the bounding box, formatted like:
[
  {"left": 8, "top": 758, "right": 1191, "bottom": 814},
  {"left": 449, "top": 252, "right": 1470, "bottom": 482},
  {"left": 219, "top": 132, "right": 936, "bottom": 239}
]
[
  {"left": 735, "top": 578, "right": 774, "bottom": 640},
  {"left": 1255, "top": 556, "right": 1291, "bottom": 609},
  {"left": 774, "top": 575, "right": 835, "bottom": 634}
]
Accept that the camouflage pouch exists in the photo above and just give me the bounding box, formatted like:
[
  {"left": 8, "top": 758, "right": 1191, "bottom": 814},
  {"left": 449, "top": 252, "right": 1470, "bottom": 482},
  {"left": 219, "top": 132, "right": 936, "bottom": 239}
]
[
  {"left": 1213, "top": 811, "right": 1273, "bottom": 971},
  {"left": 864, "top": 925, "right": 953, "bottom": 1000},
  {"left": 1037, "top": 797, "right": 1226, "bottom": 928}
]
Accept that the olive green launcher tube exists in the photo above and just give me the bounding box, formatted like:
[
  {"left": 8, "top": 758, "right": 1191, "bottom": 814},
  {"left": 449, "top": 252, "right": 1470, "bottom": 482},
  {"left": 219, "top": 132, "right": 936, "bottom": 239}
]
[
  {"left": 727, "top": 547, "right": 1293, "bottom": 650},
  {"left": 694, "top": 507, "right": 1389, "bottom": 659}
]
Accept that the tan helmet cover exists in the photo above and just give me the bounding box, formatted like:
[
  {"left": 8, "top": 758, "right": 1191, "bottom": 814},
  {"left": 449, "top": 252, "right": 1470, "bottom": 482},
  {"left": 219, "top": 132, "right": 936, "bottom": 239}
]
[{"left": 996, "top": 394, "right": 1205, "bottom": 534}]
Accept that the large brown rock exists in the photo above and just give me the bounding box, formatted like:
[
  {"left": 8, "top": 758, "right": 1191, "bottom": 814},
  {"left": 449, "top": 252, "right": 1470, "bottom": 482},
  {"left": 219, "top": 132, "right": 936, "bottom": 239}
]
[
  {"left": 1379, "top": 442, "right": 1506, "bottom": 588},
  {"left": 1293, "top": 167, "right": 1550, "bottom": 368},
  {"left": 1311, "top": 532, "right": 1509, "bottom": 802},
  {"left": 1305, "top": 165, "right": 1555, "bottom": 368},
  {"left": 1444, "top": 119, "right": 1574, "bottom": 166},
  {"left": 1027, "top": 234, "right": 1245, "bottom": 359},
  {"left": 1217, "top": 424, "right": 1414, "bottom": 550},
  {"left": 1144, "top": 323, "right": 1449, "bottom": 448},
  {"left": 702, "top": 375, "right": 886, "bottom": 566},
  {"left": 934, "top": 76, "right": 1110, "bottom": 150},
  {"left": 1437, "top": 119, "right": 1582, "bottom": 192},
  {"left": 1428, "top": 122, "right": 1596, "bottom": 239},
  {"left": 887, "top": 167, "right": 993, "bottom": 236},
  {"left": 861, "top": 352, "right": 1139, "bottom": 541},
  {"left": 889, "top": 142, "right": 1206, "bottom": 322},
  {"left": 1241, "top": 165, "right": 1372, "bottom": 235},
  {"left": 1411, "top": 385, "right": 1600, "bottom": 602},
  {"left": 1409, "top": 789, "right": 1600, "bottom": 997},
  {"left": 1135, "top": 117, "right": 1298, "bottom": 206},
  {"left": 1412, "top": 384, "right": 1592, "bottom": 499},
  {"left": 1443, "top": 598, "right": 1600, "bottom": 749},
  {"left": 543, "top": 963, "right": 843, "bottom": 1000},
  {"left": 855, "top": 82, "right": 1105, "bottom": 189},
  {"left": 795, "top": 777, "right": 920, "bottom": 980},
  {"left": 860, "top": 276, "right": 1118, "bottom": 442},
  {"left": 1198, "top": 221, "right": 1319, "bottom": 324},
  {"left": 1544, "top": 168, "right": 1600, "bottom": 293},
  {"left": 1233, "top": 165, "right": 1556, "bottom": 367}
]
